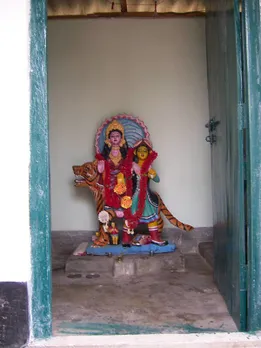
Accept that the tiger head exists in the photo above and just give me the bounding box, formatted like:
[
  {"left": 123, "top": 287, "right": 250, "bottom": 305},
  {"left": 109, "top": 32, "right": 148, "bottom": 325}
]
[{"left": 72, "top": 160, "right": 100, "bottom": 188}]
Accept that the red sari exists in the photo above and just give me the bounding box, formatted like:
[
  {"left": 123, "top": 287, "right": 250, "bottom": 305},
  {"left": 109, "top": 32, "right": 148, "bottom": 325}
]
[{"left": 96, "top": 149, "right": 133, "bottom": 210}]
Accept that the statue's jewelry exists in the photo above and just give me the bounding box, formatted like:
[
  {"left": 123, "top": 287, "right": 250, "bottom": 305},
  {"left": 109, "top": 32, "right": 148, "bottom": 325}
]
[{"left": 109, "top": 146, "right": 122, "bottom": 166}]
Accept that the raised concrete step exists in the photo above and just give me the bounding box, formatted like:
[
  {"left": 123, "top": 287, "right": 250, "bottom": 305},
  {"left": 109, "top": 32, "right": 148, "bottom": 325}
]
[
  {"left": 198, "top": 242, "right": 214, "bottom": 268},
  {"left": 65, "top": 249, "right": 185, "bottom": 279},
  {"left": 52, "top": 228, "right": 213, "bottom": 270}
]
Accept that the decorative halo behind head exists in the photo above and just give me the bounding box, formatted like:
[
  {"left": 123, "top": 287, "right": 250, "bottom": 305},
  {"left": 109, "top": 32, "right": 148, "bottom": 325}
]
[{"left": 95, "top": 114, "right": 151, "bottom": 154}]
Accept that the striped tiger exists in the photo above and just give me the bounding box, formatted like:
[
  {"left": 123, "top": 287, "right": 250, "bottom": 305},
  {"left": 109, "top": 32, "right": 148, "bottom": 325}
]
[
  {"left": 72, "top": 160, "right": 193, "bottom": 233},
  {"left": 73, "top": 160, "right": 116, "bottom": 246},
  {"left": 157, "top": 195, "right": 193, "bottom": 232},
  {"left": 73, "top": 160, "right": 106, "bottom": 215}
]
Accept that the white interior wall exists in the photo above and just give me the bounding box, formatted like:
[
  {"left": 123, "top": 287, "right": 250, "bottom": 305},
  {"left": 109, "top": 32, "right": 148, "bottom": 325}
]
[{"left": 48, "top": 18, "right": 213, "bottom": 231}]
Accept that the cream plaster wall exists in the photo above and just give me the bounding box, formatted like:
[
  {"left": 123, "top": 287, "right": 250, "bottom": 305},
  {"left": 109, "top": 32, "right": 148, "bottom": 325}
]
[
  {"left": 0, "top": 0, "right": 30, "bottom": 281},
  {"left": 48, "top": 18, "right": 213, "bottom": 231}
]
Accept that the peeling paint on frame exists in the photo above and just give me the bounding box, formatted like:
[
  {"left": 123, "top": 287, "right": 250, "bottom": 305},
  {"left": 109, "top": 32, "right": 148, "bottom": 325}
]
[
  {"left": 203, "top": 0, "right": 261, "bottom": 331},
  {"left": 242, "top": 0, "right": 261, "bottom": 331},
  {"left": 30, "top": 0, "right": 52, "bottom": 339}
]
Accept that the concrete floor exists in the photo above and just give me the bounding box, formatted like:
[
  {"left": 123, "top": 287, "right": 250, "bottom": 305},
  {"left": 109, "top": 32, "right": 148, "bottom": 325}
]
[{"left": 52, "top": 253, "right": 237, "bottom": 336}]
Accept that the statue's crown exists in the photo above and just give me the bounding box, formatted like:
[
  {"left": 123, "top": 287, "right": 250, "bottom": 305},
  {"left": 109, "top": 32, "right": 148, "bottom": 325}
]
[{"left": 106, "top": 120, "right": 124, "bottom": 139}]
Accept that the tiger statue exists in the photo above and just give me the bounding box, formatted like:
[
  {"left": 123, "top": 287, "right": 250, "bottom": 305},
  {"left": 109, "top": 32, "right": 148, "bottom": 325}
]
[{"left": 72, "top": 160, "right": 193, "bottom": 237}]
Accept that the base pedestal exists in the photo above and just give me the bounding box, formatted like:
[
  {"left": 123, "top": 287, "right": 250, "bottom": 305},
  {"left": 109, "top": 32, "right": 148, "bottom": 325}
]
[
  {"left": 66, "top": 243, "right": 185, "bottom": 279},
  {"left": 86, "top": 242, "right": 176, "bottom": 256}
]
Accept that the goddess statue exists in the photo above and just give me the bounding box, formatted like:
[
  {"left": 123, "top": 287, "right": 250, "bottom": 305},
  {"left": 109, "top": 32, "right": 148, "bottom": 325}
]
[
  {"left": 122, "top": 139, "right": 167, "bottom": 246},
  {"left": 95, "top": 119, "right": 132, "bottom": 218},
  {"left": 72, "top": 114, "right": 193, "bottom": 254}
]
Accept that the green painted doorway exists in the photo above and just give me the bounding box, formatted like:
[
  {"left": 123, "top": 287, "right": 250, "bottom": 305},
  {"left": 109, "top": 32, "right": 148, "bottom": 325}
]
[
  {"left": 204, "top": 0, "right": 261, "bottom": 331},
  {"left": 205, "top": 0, "right": 247, "bottom": 330},
  {"left": 29, "top": 0, "right": 261, "bottom": 339}
]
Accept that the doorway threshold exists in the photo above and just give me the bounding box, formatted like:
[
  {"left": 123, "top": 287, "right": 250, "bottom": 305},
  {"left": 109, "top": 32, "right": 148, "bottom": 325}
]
[{"left": 28, "top": 332, "right": 261, "bottom": 348}]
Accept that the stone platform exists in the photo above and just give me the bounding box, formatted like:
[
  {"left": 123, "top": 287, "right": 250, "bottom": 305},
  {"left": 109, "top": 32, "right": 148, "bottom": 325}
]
[
  {"left": 199, "top": 241, "right": 214, "bottom": 268},
  {"left": 52, "top": 227, "right": 213, "bottom": 270},
  {"left": 65, "top": 247, "right": 185, "bottom": 279}
]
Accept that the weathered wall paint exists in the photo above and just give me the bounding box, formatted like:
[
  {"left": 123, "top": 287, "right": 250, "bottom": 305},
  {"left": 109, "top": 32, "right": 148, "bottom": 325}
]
[
  {"left": 0, "top": 0, "right": 31, "bottom": 282},
  {"left": 30, "top": 0, "right": 52, "bottom": 339}
]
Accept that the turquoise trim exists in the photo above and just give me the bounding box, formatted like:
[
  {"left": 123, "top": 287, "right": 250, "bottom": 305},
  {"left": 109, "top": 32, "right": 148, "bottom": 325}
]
[
  {"left": 243, "top": 0, "right": 261, "bottom": 331},
  {"left": 30, "top": 0, "right": 52, "bottom": 339},
  {"left": 57, "top": 322, "right": 226, "bottom": 335},
  {"left": 205, "top": 0, "right": 247, "bottom": 330}
]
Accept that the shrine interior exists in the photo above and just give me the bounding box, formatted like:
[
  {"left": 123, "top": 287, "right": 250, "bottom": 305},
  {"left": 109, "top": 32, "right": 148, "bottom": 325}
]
[{"left": 48, "top": 3, "right": 238, "bottom": 335}]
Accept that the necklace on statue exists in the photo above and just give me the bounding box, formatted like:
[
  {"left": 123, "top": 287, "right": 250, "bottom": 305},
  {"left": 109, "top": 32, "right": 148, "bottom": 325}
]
[{"left": 109, "top": 146, "right": 122, "bottom": 166}]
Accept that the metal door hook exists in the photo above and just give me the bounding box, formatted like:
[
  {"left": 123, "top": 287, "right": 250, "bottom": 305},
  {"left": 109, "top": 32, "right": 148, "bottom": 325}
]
[
  {"left": 205, "top": 134, "right": 217, "bottom": 145},
  {"left": 205, "top": 118, "right": 220, "bottom": 132}
]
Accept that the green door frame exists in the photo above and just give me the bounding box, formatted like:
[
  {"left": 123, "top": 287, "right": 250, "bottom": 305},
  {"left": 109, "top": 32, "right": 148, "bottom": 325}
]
[
  {"left": 29, "top": 0, "right": 261, "bottom": 338},
  {"left": 242, "top": 0, "right": 261, "bottom": 332},
  {"left": 30, "top": 0, "right": 52, "bottom": 338}
]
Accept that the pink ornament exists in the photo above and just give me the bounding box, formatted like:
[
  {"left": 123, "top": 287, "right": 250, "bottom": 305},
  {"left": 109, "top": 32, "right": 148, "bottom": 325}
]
[{"left": 98, "top": 210, "right": 109, "bottom": 224}]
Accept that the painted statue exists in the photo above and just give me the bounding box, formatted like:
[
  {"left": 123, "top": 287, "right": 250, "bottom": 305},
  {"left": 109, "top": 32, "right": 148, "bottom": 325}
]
[
  {"left": 72, "top": 159, "right": 193, "bottom": 233},
  {"left": 108, "top": 222, "right": 119, "bottom": 245},
  {"left": 95, "top": 119, "right": 132, "bottom": 219},
  {"left": 122, "top": 139, "right": 167, "bottom": 246},
  {"left": 93, "top": 210, "right": 110, "bottom": 247},
  {"left": 72, "top": 114, "right": 193, "bottom": 252}
]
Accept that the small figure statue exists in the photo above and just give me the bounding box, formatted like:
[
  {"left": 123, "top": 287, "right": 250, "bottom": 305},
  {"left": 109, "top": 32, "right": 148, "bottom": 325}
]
[
  {"left": 108, "top": 222, "right": 119, "bottom": 245},
  {"left": 93, "top": 210, "right": 110, "bottom": 247}
]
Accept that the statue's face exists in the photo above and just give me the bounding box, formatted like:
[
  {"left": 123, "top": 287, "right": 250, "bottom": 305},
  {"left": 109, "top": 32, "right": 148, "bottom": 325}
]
[
  {"left": 136, "top": 146, "right": 149, "bottom": 160},
  {"left": 109, "top": 131, "right": 122, "bottom": 146}
]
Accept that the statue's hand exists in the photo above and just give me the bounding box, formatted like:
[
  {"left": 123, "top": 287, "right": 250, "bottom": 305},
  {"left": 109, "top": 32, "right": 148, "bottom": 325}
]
[
  {"left": 98, "top": 160, "right": 105, "bottom": 173},
  {"left": 148, "top": 168, "right": 156, "bottom": 179}
]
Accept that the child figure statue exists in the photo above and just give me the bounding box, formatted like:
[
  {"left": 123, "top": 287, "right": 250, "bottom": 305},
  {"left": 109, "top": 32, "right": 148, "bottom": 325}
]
[{"left": 109, "top": 222, "right": 119, "bottom": 245}]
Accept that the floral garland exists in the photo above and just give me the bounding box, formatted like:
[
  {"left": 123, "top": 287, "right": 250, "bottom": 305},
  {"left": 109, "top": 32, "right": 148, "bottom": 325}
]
[
  {"left": 96, "top": 149, "right": 134, "bottom": 209},
  {"left": 96, "top": 148, "right": 157, "bottom": 229},
  {"left": 124, "top": 150, "right": 158, "bottom": 229},
  {"left": 123, "top": 148, "right": 134, "bottom": 196}
]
